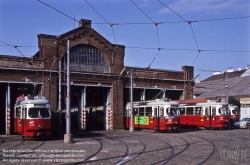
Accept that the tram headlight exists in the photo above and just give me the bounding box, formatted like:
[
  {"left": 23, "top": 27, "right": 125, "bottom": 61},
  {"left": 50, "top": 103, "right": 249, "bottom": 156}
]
[
  {"left": 175, "top": 121, "right": 177, "bottom": 124},
  {"left": 38, "top": 125, "right": 43, "bottom": 129}
]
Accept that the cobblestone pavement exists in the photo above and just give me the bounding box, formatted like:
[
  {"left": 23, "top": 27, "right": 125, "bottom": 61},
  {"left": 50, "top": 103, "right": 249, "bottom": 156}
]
[{"left": 0, "top": 129, "right": 250, "bottom": 165}]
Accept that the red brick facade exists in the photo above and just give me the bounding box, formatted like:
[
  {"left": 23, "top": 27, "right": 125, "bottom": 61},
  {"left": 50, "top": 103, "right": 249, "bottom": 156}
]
[{"left": 0, "top": 19, "right": 194, "bottom": 131}]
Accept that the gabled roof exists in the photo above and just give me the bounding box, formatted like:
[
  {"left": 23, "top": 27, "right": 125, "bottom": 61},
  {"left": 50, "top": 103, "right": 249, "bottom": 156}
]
[
  {"left": 202, "top": 69, "right": 246, "bottom": 81},
  {"left": 194, "top": 69, "right": 250, "bottom": 98},
  {"left": 38, "top": 19, "right": 125, "bottom": 48}
]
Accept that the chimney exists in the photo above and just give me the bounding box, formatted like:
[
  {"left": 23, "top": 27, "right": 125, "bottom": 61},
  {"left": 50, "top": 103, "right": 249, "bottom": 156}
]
[{"left": 79, "top": 19, "right": 91, "bottom": 28}]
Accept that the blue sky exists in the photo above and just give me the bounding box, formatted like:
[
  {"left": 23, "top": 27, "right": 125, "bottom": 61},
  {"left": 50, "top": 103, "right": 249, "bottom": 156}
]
[{"left": 0, "top": 0, "right": 249, "bottom": 80}]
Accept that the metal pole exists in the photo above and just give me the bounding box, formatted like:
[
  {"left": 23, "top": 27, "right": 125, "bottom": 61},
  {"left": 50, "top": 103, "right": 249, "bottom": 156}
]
[
  {"left": 83, "top": 86, "right": 86, "bottom": 130},
  {"left": 64, "top": 40, "right": 73, "bottom": 143},
  {"left": 6, "top": 83, "right": 10, "bottom": 135},
  {"left": 58, "top": 60, "right": 62, "bottom": 133},
  {"left": 225, "top": 73, "right": 231, "bottom": 129},
  {"left": 225, "top": 73, "right": 228, "bottom": 103},
  {"left": 66, "top": 40, "right": 71, "bottom": 134},
  {"left": 130, "top": 69, "right": 134, "bottom": 132},
  {"left": 83, "top": 87, "right": 86, "bottom": 110}
]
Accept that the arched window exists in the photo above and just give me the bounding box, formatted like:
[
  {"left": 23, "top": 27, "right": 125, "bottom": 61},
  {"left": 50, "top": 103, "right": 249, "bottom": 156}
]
[{"left": 67, "top": 44, "right": 109, "bottom": 73}]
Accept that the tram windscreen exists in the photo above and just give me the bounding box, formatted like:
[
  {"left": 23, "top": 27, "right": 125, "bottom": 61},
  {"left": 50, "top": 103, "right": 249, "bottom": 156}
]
[
  {"left": 28, "top": 108, "right": 50, "bottom": 118},
  {"left": 166, "top": 108, "right": 177, "bottom": 116},
  {"left": 232, "top": 109, "right": 239, "bottom": 114},
  {"left": 218, "top": 107, "right": 227, "bottom": 115}
]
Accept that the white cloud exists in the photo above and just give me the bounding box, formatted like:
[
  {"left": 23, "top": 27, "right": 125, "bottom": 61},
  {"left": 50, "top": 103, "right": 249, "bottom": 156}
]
[{"left": 158, "top": 0, "right": 250, "bottom": 14}]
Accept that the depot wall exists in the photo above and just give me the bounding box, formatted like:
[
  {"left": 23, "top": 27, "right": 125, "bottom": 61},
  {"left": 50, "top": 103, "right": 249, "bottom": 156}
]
[{"left": 0, "top": 19, "right": 194, "bottom": 131}]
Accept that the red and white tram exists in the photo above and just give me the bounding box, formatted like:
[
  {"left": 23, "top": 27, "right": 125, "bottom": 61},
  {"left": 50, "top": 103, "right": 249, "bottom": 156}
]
[
  {"left": 176, "top": 98, "right": 229, "bottom": 129},
  {"left": 14, "top": 94, "right": 51, "bottom": 138},
  {"left": 125, "top": 99, "right": 180, "bottom": 131},
  {"left": 229, "top": 105, "right": 240, "bottom": 123}
]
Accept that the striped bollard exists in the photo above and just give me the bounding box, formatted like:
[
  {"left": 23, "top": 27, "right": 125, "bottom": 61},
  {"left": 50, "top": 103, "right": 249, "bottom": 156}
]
[
  {"left": 6, "top": 109, "right": 10, "bottom": 135},
  {"left": 81, "top": 109, "right": 86, "bottom": 130},
  {"left": 107, "top": 109, "right": 112, "bottom": 130}
]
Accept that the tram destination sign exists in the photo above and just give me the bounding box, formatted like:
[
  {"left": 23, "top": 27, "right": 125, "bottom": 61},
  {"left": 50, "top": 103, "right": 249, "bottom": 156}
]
[{"left": 16, "top": 94, "right": 25, "bottom": 103}]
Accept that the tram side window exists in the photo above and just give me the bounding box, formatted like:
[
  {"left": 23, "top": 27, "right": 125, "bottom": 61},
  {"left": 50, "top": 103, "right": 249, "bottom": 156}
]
[
  {"left": 166, "top": 108, "right": 175, "bottom": 116},
  {"left": 205, "top": 108, "right": 209, "bottom": 116},
  {"left": 22, "top": 108, "right": 26, "bottom": 119},
  {"left": 145, "top": 107, "right": 152, "bottom": 116},
  {"left": 180, "top": 108, "right": 185, "bottom": 115},
  {"left": 232, "top": 110, "right": 239, "bottom": 114},
  {"left": 159, "top": 107, "right": 164, "bottom": 116},
  {"left": 139, "top": 107, "right": 145, "bottom": 116},
  {"left": 186, "top": 107, "right": 194, "bottom": 115},
  {"left": 15, "top": 107, "right": 21, "bottom": 118},
  {"left": 195, "top": 107, "right": 203, "bottom": 115},
  {"left": 154, "top": 108, "right": 157, "bottom": 116},
  {"left": 218, "top": 108, "right": 226, "bottom": 115},
  {"left": 212, "top": 107, "right": 216, "bottom": 115},
  {"left": 133, "top": 108, "right": 138, "bottom": 116}
]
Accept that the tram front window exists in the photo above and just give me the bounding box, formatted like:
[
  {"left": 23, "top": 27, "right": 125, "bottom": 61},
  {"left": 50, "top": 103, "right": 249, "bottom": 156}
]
[
  {"left": 218, "top": 108, "right": 227, "bottom": 115},
  {"left": 166, "top": 108, "right": 176, "bottom": 116},
  {"left": 232, "top": 109, "right": 239, "bottom": 114},
  {"left": 28, "top": 108, "right": 50, "bottom": 118}
]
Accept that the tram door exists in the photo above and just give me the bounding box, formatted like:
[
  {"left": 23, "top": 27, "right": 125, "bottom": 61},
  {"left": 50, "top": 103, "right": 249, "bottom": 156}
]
[
  {"left": 210, "top": 107, "right": 217, "bottom": 127},
  {"left": 204, "top": 106, "right": 217, "bottom": 128},
  {"left": 204, "top": 106, "right": 211, "bottom": 128},
  {"left": 16, "top": 106, "right": 22, "bottom": 134},
  {"left": 21, "top": 107, "right": 27, "bottom": 134},
  {"left": 153, "top": 106, "right": 159, "bottom": 131}
]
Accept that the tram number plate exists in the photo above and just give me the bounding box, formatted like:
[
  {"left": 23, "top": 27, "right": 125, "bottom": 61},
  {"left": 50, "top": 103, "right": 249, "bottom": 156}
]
[{"left": 29, "top": 121, "right": 34, "bottom": 126}]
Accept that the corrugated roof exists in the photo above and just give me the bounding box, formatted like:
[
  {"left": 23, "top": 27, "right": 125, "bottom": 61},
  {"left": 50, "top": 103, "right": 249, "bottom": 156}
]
[
  {"left": 194, "top": 69, "right": 250, "bottom": 98},
  {"left": 202, "top": 69, "right": 246, "bottom": 82}
]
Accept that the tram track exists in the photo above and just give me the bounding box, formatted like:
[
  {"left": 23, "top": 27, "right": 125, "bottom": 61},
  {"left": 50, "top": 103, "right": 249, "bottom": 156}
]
[
  {"left": 190, "top": 135, "right": 216, "bottom": 165},
  {"left": 149, "top": 135, "right": 189, "bottom": 165},
  {"left": 0, "top": 135, "right": 25, "bottom": 160},
  {"left": 122, "top": 133, "right": 176, "bottom": 165},
  {"left": 82, "top": 137, "right": 103, "bottom": 163},
  {"left": 0, "top": 137, "right": 5, "bottom": 146},
  {"left": 150, "top": 139, "right": 174, "bottom": 165},
  {"left": 0, "top": 138, "right": 45, "bottom": 162},
  {"left": 165, "top": 136, "right": 190, "bottom": 164},
  {"left": 107, "top": 137, "right": 129, "bottom": 165},
  {"left": 84, "top": 134, "right": 146, "bottom": 165},
  {"left": 121, "top": 139, "right": 146, "bottom": 165},
  {"left": 75, "top": 133, "right": 147, "bottom": 165}
]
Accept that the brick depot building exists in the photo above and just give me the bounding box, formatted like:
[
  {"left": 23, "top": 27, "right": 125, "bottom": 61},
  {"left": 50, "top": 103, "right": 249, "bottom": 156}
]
[{"left": 0, "top": 19, "right": 194, "bottom": 135}]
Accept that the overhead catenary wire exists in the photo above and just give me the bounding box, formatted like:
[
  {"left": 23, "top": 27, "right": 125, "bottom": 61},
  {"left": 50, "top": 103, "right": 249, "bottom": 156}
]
[
  {"left": 1, "top": 1, "right": 249, "bottom": 75},
  {"left": 0, "top": 40, "right": 27, "bottom": 58},
  {"left": 158, "top": 0, "right": 202, "bottom": 61},
  {"left": 0, "top": 40, "right": 35, "bottom": 70},
  {"left": 130, "top": 0, "right": 163, "bottom": 68},
  {"left": 130, "top": 0, "right": 161, "bottom": 48},
  {"left": 85, "top": 0, "right": 117, "bottom": 44},
  {"left": 90, "top": 15, "right": 250, "bottom": 25},
  {"left": 38, "top": 0, "right": 78, "bottom": 23},
  {"left": 1, "top": 44, "right": 249, "bottom": 53},
  {"left": 148, "top": 49, "right": 161, "bottom": 69}
]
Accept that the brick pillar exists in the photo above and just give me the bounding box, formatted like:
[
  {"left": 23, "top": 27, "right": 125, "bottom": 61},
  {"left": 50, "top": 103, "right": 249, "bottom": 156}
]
[
  {"left": 182, "top": 66, "right": 194, "bottom": 100},
  {"left": 111, "top": 80, "right": 124, "bottom": 129}
]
